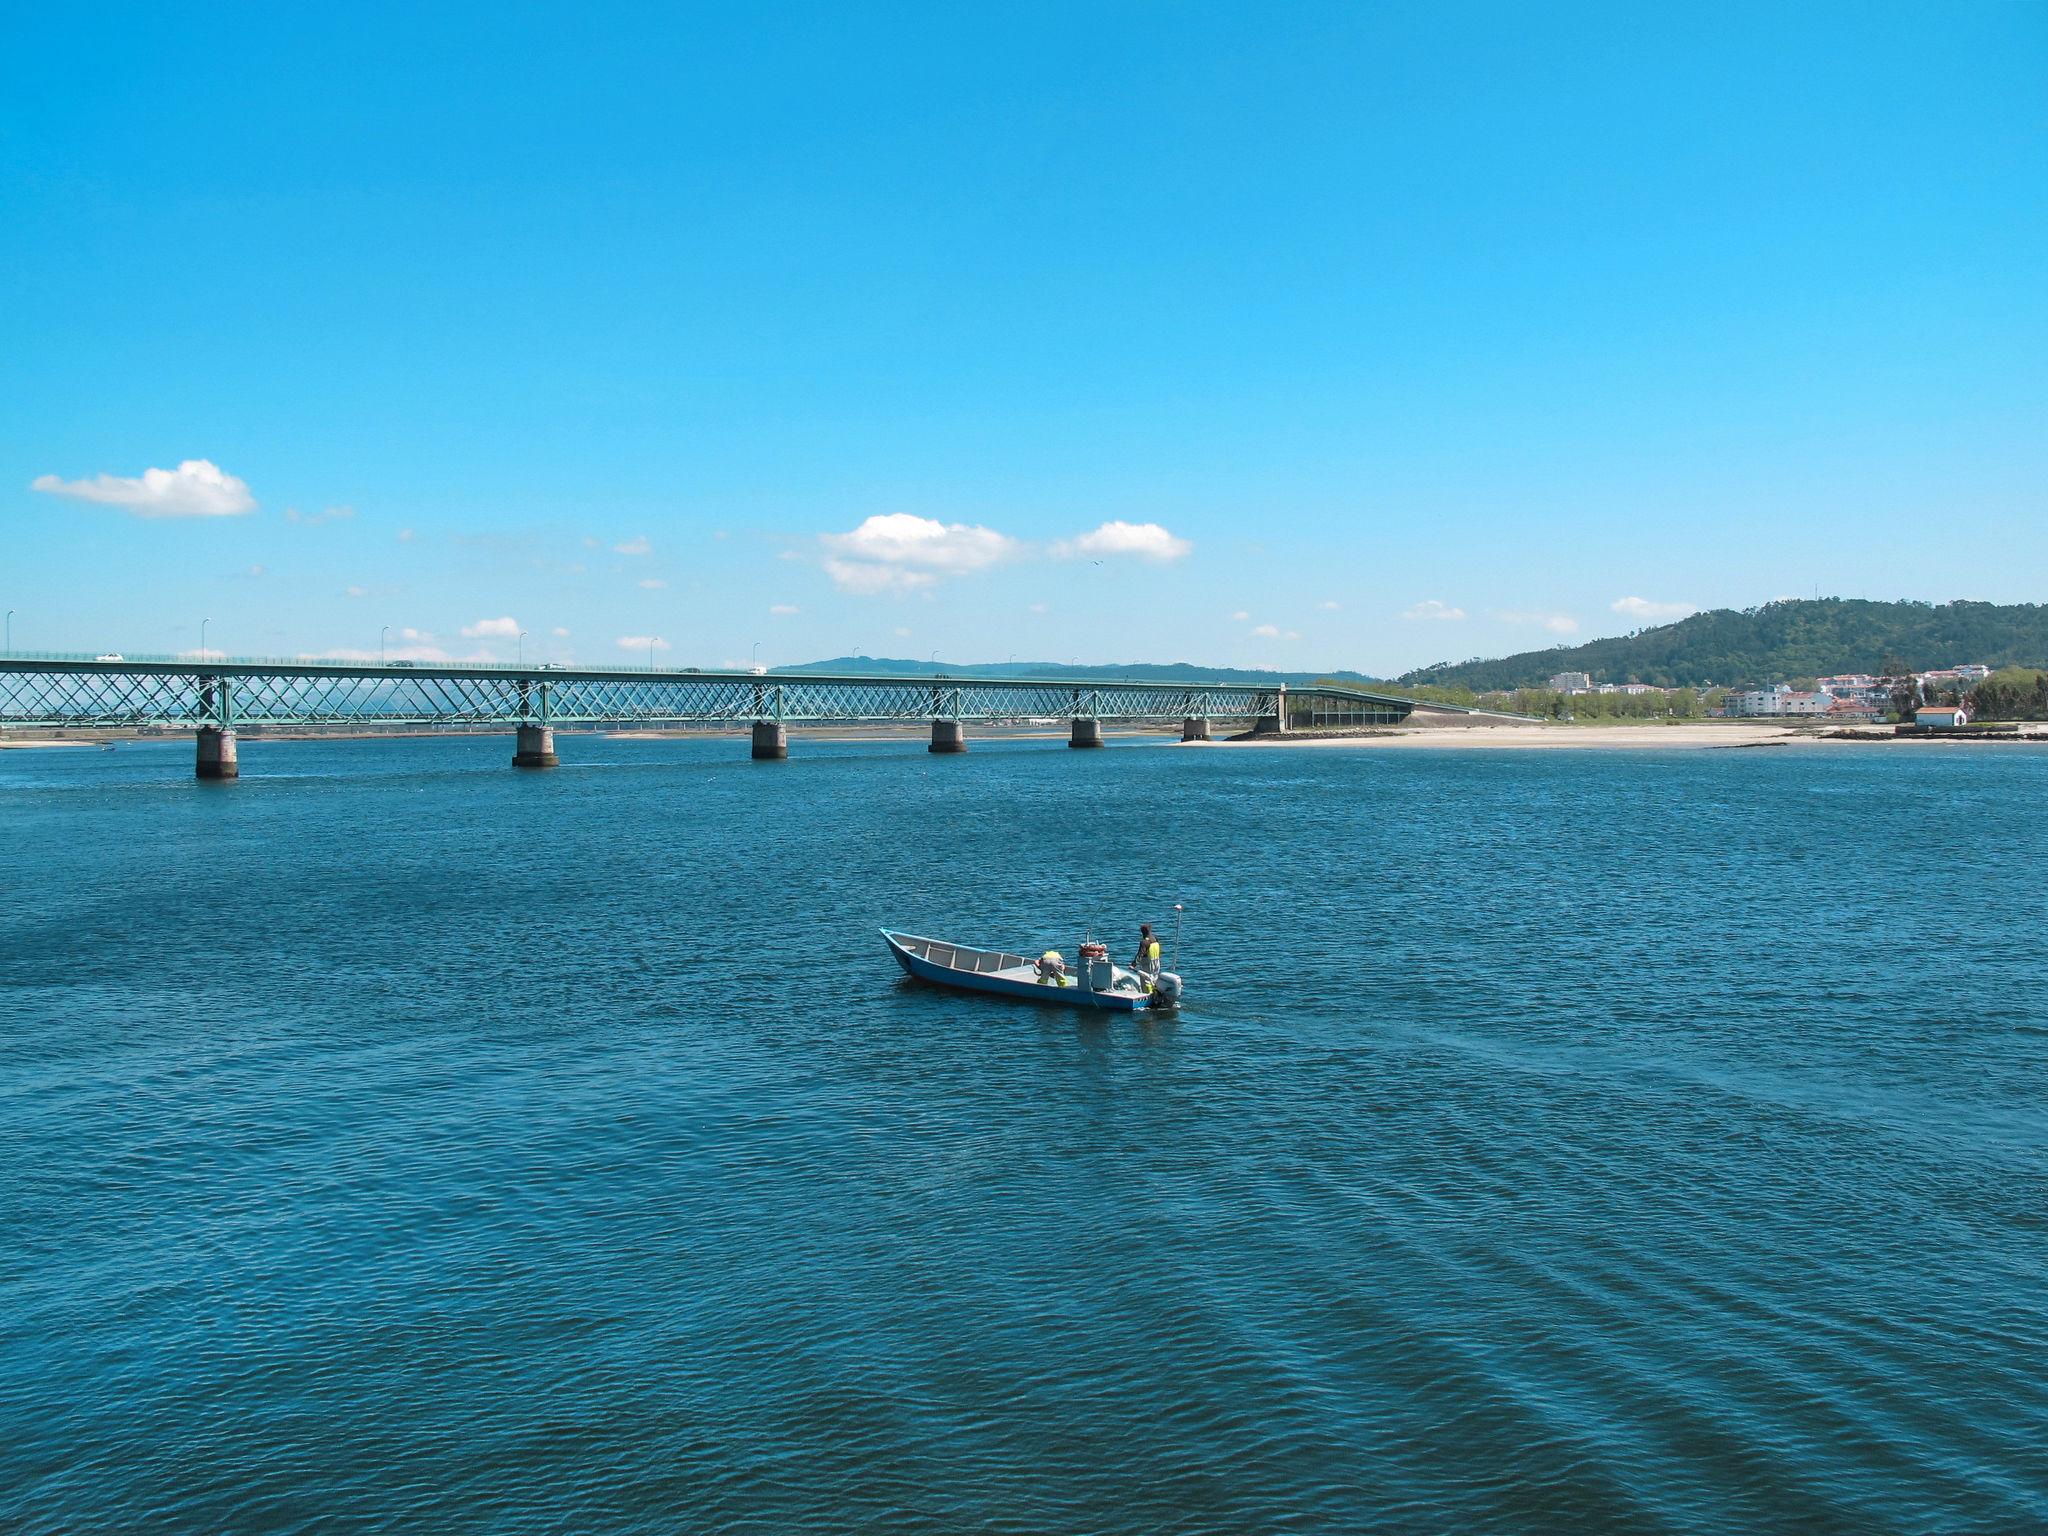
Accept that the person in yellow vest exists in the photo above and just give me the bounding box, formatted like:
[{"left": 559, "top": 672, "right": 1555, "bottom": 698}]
[
  {"left": 1036, "top": 950, "right": 1069, "bottom": 986},
  {"left": 1132, "top": 923, "right": 1162, "bottom": 986}
]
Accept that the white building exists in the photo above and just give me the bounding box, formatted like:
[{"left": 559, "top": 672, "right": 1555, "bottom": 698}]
[
  {"left": 1727, "top": 686, "right": 1833, "bottom": 717},
  {"left": 1915, "top": 704, "right": 1969, "bottom": 728}
]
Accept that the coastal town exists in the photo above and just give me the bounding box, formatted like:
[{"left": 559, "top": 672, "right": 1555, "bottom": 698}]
[{"left": 1535, "top": 664, "right": 2007, "bottom": 727}]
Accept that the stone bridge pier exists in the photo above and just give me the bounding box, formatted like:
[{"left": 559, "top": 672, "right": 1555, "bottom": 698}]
[
  {"left": 195, "top": 726, "right": 238, "bottom": 780},
  {"left": 513, "top": 724, "right": 558, "bottom": 768}
]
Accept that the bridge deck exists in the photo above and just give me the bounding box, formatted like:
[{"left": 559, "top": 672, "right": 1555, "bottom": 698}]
[{"left": 0, "top": 656, "right": 1436, "bottom": 731}]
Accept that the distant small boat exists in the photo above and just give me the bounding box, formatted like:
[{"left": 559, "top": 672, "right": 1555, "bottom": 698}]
[{"left": 883, "top": 929, "right": 1183, "bottom": 1012}]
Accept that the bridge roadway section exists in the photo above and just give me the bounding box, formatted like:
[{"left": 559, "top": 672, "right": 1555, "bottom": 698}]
[{"left": 0, "top": 655, "right": 1435, "bottom": 778}]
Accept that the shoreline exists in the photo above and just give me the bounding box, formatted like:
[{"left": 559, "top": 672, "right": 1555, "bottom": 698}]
[
  {"left": 1205, "top": 721, "right": 2048, "bottom": 750},
  {"left": 8, "top": 721, "right": 2046, "bottom": 753}
]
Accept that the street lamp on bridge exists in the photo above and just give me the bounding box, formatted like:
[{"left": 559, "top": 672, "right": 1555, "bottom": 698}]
[{"left": 381, "top": 625, "right": 390, "bottom": 665}]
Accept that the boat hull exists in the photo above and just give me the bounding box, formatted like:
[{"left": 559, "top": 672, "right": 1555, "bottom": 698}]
[{"left": 883, "top": 930, "right": 1159, "bottom": 1012}]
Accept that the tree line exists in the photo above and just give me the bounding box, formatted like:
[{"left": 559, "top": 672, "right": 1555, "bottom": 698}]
[{"left": 1965, "top": 667, "right": 2048, "bottom": 721}]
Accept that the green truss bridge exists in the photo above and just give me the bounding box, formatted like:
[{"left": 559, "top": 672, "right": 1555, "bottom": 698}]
[{"left": 0, "top": 653, "right": 1463, "bottom": 778}]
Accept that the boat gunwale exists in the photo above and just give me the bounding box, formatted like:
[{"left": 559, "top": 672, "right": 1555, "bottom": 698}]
[{"left": 881, "top": 928, "right": 1155, "bottom": 1010}]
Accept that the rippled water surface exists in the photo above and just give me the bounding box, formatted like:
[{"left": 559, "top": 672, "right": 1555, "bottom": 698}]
[{"left": 3, "top": 733, "right": 2045, "bottom": 1533}]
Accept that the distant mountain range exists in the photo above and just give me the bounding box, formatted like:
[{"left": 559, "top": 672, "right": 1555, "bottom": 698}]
[
  {"left": 1398, "top": 599, "right": 2048, "bottom": 692},
  {"left": 767, "top": 600, "right": 2048, "bottom": 697},
  {"left": 774, "top": 656, "right": 1385, "bottom": 688}
]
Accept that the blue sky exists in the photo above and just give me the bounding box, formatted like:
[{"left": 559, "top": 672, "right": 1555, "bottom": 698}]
[{"left": 4, "top": 2, "right": 2042, "bottom": 672}]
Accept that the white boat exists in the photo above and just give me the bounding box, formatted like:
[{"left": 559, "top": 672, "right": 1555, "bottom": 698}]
[{"left": 883, "top": 929, "right": 1183, "bottom": 1012}]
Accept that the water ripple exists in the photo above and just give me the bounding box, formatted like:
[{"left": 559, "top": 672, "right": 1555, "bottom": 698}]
[{"left": 3, "top": 736, "right": 2045, "bottom": 1532}]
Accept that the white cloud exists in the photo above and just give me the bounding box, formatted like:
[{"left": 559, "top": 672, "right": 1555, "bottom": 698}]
[
  {"left": 177, "top": 647, "right": 227, "bottom": 660},
  {"left": 617, "top": 635, "right": 671, "bottom": 652},
  {"left": 314, "top": 640, "right": 452, "bottom": 663},
  {"left": 893, "top": 626, "right": 912, "bottom": 638},
  {"left": 286, "top": 504, "right": 355, "bottom": 526},
  {"left": 345, "top": 584, "right": 370, "bottom": 598},
  {"left": 31, "top": 458, "right": 255, "bottom": 518},
  {"left": 769, "top": 604, "right": 799, "bottom": 615},
  {"left": 1402, "top": 599, "right": 1468, "bottom": 622},
  {"left": 551, "top": 626, "right": 570, "bottom": 637},
  {"left": 461, "top": 616, "right": 520, "bottom": 639},
  {"left": 614, "top": 536, "right": 652, "bottom": 556},
  {"left": 397, "top": 528, "right": 415, "bottom": 543},
  {"left": 1319, "top": 600, "right": 1341, "bottom": 611},
  {"left": 399, "top": 627, "right": 435, "bottom": 642},
  {"left": 826, "top": 559, "right": 933, "bottom": 595},
  {"left": 241, "top": 564, "right": 266, "bottom": 579},
  {"left": 1497, "top": 610, "right": 1581, "bottom": 635},
  {"left": 1027, "top": 602, "right": 1048, "bottom": 615},
  {"left": 1251, "top": 623, "right": 1281, "bottom": 637},
  {"left": 819, "top": 513, "right": 1018, "bottom": 594},
  {"left": 1230, "top": 610, "right": 1251, "bottom": 622},
  {"left": 637, "top": 578, "right": 667, "bottom": 590},
  {"left": 1611, "top": 595, "right": 1697, "bottom": 623},
  {"left": 1053, "top": 520, "right": 1191, "bottom": 563}
]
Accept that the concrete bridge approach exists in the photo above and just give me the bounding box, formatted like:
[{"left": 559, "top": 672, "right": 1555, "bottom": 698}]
[{"left": 0, "top": 655, "right": 1459, "bottom": 778}]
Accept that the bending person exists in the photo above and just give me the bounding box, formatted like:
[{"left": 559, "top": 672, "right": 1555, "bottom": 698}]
[{"left": 1132, "top": 923, "right": 1162, "bottom": 981}]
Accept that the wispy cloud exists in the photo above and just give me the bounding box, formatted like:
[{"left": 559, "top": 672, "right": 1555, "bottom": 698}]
[
  {"left": 820, "top": 513, "right": 1018, "bottom": 594},
  {"left": 286, "top": 504, "right": 355, "bottom": 527},
  {"left": 1402, "top": 599, "right": 1467, "bottom": 622},
  {"left": 1250, "top": 623, "right": 1302, "bottom": 640},
  {"left": 461, "top": 616, "right": 520, "bottom": 639},
  {"left": 614, "top": 536, "right": 652, "bottom": 556},
  {"left": 637, "top": 578, "right": 667, "bottom": 590},
  {"left": 1497, "top": 609, "right": 1580, "bottom": 635},
  {"left": 1611, "top": 595, "right": 1696, "bottom": 623},
  {"left": 1230, "top": 610, "right": 1251, "bottom": 622},
  {"left": 31, "top": 459, "right": 255, "bottom": 518},
  {"left": 397, "top": 528, "right": 415, "bottom": 543},
  {"left": 617, "top": 635, "right": 670, "bottom": 653},
  {"left": 1319, "top": 600, "right": 1341, "bottom": 611},
  {"left": 769, "top": 604, "right": 799, "bottom": 615},
  {"left": 313, "top": 636, "right": 452, "bottom": 663},
  {"left": 1053, "top": 520, "right": 1191, "bottom": 563},
  {"left": 551, "top": 626, "right": 570, "bottom": 637}
]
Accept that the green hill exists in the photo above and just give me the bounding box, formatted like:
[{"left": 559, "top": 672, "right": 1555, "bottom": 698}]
[{"left": 1399, "top": 599, "right": 2048, "bottom": 691}]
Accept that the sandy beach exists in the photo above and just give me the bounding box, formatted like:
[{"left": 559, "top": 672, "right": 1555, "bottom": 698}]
[{"left": 1206, "top": 721, "right": 2048, "bottom": 750}]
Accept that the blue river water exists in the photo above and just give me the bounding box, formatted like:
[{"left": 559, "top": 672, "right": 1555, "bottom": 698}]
[{"left": 2, "top": 732, "right": 2044, "bottom": 1533}]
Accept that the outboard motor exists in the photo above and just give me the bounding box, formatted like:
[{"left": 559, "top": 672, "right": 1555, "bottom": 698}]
[{"left": 1149, "top": 971, "right": 1184, "bottom": 1008}]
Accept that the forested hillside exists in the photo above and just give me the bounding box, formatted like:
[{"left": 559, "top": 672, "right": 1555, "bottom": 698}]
[{"left": 1400, "top": 600, "right": 2048, "bottom": 691}]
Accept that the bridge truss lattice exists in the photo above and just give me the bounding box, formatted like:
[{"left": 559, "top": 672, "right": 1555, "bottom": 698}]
[{"left": 0, "top": 659, "right": 1421, "bottom": 732}]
